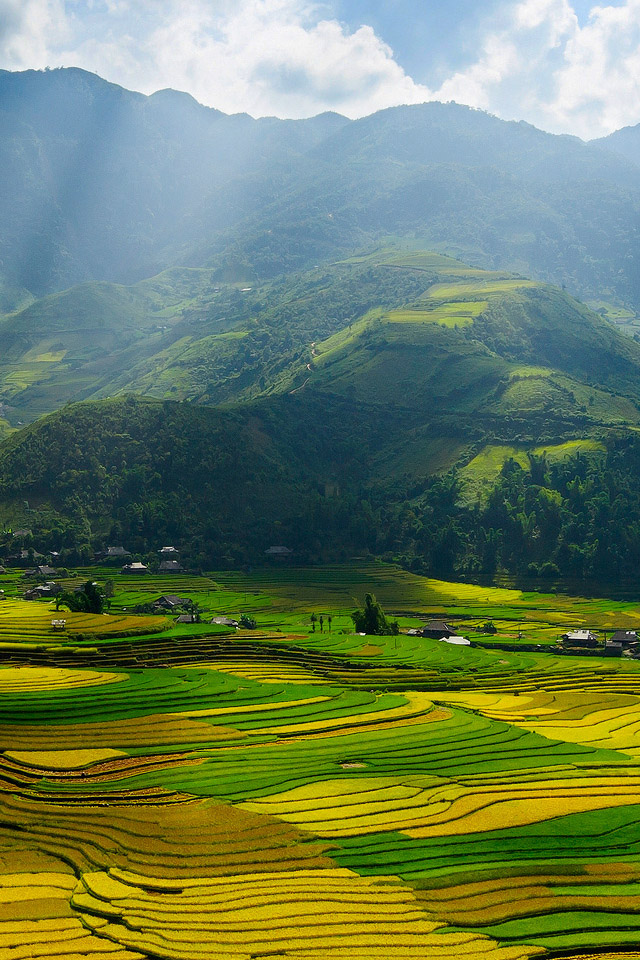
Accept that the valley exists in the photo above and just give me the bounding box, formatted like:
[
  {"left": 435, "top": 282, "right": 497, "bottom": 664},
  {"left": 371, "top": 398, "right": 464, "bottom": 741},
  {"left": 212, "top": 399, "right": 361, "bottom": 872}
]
[{"left": 3, "top": 63, "right": 640, "bottom": 960}]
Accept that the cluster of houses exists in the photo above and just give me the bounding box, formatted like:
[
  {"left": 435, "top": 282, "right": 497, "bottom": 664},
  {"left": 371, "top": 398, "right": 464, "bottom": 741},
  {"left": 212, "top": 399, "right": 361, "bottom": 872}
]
[
  {"left": 97, "top": 545, "right": 185, "bottom": 574},
  {"left": 407, "top": 620, "right": 471, "bottom": 646},
  {"left": 561, "top": 628, "right": 638, "bottom": 656},
  {"left": 153, "top": 594, "right": 240, "bottom": 627},
  {"left": 403, "top": 620, "right": 638, "bottom": 656},
  {"left": 6, "top": 544, "right": 187, "bottom": 603}
]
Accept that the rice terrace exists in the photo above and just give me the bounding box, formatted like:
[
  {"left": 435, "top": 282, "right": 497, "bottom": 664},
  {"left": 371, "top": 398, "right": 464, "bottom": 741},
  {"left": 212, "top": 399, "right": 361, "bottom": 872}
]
[{"left": 2, "top": 561, "right": 640, "bottom": 959}]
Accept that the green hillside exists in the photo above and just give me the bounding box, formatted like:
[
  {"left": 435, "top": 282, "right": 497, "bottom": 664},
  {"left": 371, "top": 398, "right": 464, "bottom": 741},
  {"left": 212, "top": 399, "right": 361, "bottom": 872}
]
[
  {"left": 0, "top": 255, "right": 431, "bottom": 424},
  {"left": 2, "top": 250, "right": 640, "bottom": 583},
  {"left": 3, "top": 249, "right": 640, "bottom": 431},
  {"left": 286, "top": 252, "right": 640, "bottom": 426}
]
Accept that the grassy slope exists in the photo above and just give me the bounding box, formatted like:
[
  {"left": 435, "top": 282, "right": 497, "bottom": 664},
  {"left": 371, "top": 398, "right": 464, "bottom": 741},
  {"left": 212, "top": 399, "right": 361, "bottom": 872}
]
[
  {"left": 4, "top": 249, "right": 640, "bottom": 430},
  {"left": 0, "top": 267, "right": 232, "bottom": 423}
]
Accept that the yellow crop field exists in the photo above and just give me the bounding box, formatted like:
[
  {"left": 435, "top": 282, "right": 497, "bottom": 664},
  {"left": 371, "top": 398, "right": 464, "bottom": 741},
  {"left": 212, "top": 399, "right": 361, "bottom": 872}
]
[
  {"left": 72, "top": 867, "right": 535, "bottom": 960},
  {"left": 0, "top": 666, "right": 125, "bottom": 692},
  {"left": 427, "top": 278, "right": 538, "bottom": 299},
  {"left": 241, "top": 766, "right": 640, "bottom": 838},
  {"left": 6, "top": 564, "right": 640, "bottom": 958},
  {"left": 436, "top": 689, "right": 640, "bottom": 756},
  {"left": 386, "top": 300, "right": 488, "bottom": 328},
  {"left": 0, "top": 599, "right": 168, "bottom": 644},
  {"left": 5, "top": 748, "right": 127, "bottom": 768},
  {"left": 200, "top": 660, "right": 326, "bottom": 684}
]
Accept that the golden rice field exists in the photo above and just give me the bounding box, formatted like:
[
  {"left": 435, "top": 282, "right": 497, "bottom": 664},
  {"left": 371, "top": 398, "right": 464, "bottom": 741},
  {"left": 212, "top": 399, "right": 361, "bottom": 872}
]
[
  {"left": 4, "top": 566, "right": 640, "bottom": 958},
  {"left": 0, "top": 599, "right": 169, "bottom": 647}
]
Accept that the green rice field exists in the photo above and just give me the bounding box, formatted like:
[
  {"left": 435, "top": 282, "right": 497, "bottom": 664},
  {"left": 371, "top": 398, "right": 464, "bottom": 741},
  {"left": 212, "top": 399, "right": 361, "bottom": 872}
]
[{"left": 3, "top": 561, "right": 640, "bottom": 958}]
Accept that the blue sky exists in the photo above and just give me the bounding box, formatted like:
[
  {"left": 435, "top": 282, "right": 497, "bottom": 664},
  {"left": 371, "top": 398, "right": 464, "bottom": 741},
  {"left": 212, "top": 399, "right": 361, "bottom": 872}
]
[
  {"left": 333, "top": 0, "right": 612, "bottom": 83},
  {"left": 0, "top": 0, "right": 639, "bottom": 137}
]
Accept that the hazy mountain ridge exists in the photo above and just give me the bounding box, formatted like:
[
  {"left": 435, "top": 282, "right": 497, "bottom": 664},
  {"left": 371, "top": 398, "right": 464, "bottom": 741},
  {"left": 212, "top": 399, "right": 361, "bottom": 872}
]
[
  {"left": 2, "top": 67, "right": 640, "bottom": 308},
  {"left": 592, "top": 122, "right": 640, "bottom": 167},
  {"left": 0, "top": 67, "right": 348, "bottom": 296}
]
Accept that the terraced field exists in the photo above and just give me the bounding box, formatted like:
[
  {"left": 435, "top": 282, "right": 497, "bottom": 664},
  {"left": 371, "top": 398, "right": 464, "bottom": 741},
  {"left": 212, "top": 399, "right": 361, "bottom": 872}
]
[
  {"left": 0, "top": 599, "right": 169, "bottom": 647},
  {"left": 4, "top": 564, "right": 640, "bottom": 957}
]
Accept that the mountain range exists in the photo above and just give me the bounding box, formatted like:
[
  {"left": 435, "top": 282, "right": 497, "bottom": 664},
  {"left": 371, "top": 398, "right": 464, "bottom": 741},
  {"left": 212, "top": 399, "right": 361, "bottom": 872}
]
[
  {"left": 1, "top": 67, "right": 640, "bottom": 307},
  {"left": 2, "top": 69, "right": 640, "bottom": 582}
]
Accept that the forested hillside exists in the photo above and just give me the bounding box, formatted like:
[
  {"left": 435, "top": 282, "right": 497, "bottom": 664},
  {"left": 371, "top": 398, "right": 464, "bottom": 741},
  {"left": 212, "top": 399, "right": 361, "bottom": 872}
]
[
  {"left": 0, "top": 250, "right": 639, "bottom": 583},
  {"left": 1, "top": 391, "right": 640, "bottom": 587}
]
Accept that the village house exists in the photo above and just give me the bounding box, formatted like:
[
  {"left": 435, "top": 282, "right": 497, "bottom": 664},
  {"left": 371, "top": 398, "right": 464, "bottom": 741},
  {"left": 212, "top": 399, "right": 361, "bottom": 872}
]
[
  {"left": 159, "top": 560, "right": 184, "bottom": 573},
  {"left": 22, "top": 564, "right": 58, "bottom": 579},
  {"left": 420, "top": 620, "right": 454, "bottom": 639},
  {"left": 610, "top": 630, "right": 638, "bottom": 649},
  {"left": 153, "top": 595, "right": 190, "bottom": 610},
  {"left": 96, "top": 546, "right": 131, "bottom": 562},
  {"left": 159, "top": 546, "right": 179, "bottom": 558},
  {"left": 605, "top": 639, "right": 624, "bottom": 657},
  {"left": 24, "top": 582, "right": 62, "bottom": 600},
  {"left": 561, "top": 629, "right": 599, "bottom": 648},
  {"left": 210, "top": 616, "right": 239, "bottom": 628},
  {"left": 7, "top": 548, "right": 45, "bottom": 565},
  {"left": 440, "top": 634, "right": 471, "bottom": 646},
  {"left": 121, "top": 561, "right": 149, "bottom": 574},
  {"left": 265, "top": 546, "right": 293, "bottom": 558}
]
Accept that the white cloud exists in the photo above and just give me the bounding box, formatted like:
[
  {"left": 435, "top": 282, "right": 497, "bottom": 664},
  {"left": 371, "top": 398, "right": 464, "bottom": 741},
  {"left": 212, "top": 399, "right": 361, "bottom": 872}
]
[
  {"left": 552, "top": 0, "right": 640, "bottom": 135},
  {"left": 4, "top": 0, "right": 432, "bottom": 119},
  {"left": 432, "top": 0, "right": 640, "bottom": 138},
  {"left": 0, "top": 0, "right": 70, "bottom": 66},
  {"left": 1, "top": 0, "right": 640, "bottom": 137}
]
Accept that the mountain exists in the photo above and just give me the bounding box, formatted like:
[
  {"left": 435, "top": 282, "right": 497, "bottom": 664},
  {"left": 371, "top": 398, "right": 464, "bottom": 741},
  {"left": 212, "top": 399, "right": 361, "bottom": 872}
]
[
  {"left": 592, "top": 123, "right": 640, "bottom": 167},
  {"left": 0, "top": 67, "right": 348, "bottom": 297},
  {"left": 2, "top": 249, "right": 640, "bottom": 582},
  {"left": 2, "top": 68, "right": 640, "bottom": 309},
  {"left": 3, "top": 249, "right": 639, "bottom": 429}
]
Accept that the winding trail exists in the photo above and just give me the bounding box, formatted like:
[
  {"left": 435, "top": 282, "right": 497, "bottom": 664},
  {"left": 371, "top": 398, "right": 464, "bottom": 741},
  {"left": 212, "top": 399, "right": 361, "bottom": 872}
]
[{"left": 289, "top": 343, "right": 316, "bottom": 394}]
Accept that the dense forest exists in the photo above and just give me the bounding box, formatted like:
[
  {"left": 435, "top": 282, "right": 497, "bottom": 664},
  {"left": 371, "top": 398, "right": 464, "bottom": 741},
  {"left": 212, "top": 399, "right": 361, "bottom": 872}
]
[
  {"left": 1, "top": 394, "right": 640, "bottom": 590},
  {"left": 390, "top": 438, "right": 640, "bottom": 583}
]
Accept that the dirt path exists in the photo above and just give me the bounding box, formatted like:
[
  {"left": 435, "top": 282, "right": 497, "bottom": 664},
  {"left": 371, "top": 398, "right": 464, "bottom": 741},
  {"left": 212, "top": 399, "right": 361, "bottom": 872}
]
[
  {"left": 289, "top": 376, "right": 312, "bottom": 395},
  {"left": 290, "top": 343, "right": 317, "bottom": 393}
]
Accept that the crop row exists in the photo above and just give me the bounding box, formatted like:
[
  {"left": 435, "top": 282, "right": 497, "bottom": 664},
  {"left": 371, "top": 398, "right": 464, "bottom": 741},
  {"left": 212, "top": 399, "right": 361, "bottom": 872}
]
[{"left": 71, "top": 866, "right": 533, "bottom": 960}]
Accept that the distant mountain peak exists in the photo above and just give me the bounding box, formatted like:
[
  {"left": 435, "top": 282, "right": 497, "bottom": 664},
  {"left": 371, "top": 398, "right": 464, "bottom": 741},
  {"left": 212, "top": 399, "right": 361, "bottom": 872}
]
[{"left": 148, "top": 87, "right": 224, "bottom": 116}]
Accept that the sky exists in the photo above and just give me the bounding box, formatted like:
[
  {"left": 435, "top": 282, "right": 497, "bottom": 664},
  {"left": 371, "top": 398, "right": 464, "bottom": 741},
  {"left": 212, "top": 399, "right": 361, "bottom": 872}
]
[{"left": 0, "top": 0, "right": 639, "bottom": 138}]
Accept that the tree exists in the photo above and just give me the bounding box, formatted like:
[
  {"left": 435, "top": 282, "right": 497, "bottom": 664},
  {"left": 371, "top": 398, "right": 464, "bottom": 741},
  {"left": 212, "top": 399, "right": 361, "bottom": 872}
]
[
  {"left": 56, "top": 580, "right": 105, "bottom": 614},
  {"left": 351, "top": 593, "right": 398, "bottom": 636}
]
